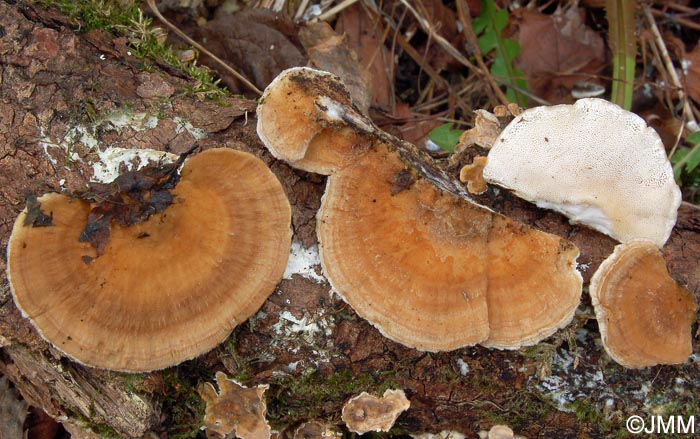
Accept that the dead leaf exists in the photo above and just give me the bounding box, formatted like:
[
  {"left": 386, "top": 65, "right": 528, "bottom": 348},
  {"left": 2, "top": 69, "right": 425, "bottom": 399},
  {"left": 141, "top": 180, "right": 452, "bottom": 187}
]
[
  {"left": 335, "top": 4, "right": 393, "bottom": 110},
  {"left": 414, "top": 0, "right": 463, "bottom": 71},
  {"left": 684, "top": 43, "right": 700, "bottom": 106},
  {"left": 299, "top": 21, "right": 372, "bottom": 113},
  {"left": 194, "top": 9, "right": 306, "bottom": 93},
  {"left": 510, "top": 6, "right": 605, "bottom": 104},
  {"left": 76, "top": 148, "right": 195, "bottom": 257},
  {"left": 375, "top": 103, "right": 444, "bottom": 147}
]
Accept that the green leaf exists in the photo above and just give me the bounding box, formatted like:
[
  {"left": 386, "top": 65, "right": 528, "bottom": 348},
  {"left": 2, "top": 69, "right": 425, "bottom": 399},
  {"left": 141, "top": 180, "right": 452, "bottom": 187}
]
[
  {"left": 429, "top": 123, "right": 464, "bottom": 153},
  {"left": 687, "top": 131, "right": 700, "bottom": 145},
  {"left": 472, "top": 15, "right": 487, "bottom": 35}
]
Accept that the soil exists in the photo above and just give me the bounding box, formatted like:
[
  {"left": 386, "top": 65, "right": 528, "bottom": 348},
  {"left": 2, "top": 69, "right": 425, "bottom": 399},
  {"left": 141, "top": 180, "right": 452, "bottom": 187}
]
[{"left": 0, "top": 2, "right": 699, "bottom": 439}]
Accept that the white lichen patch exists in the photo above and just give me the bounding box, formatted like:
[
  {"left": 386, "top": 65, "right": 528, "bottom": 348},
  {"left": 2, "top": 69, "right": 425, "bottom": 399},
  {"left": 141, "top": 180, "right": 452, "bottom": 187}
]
[
  {"left": 267, "top": 307, "right": 337, "bottom": 364},
  {"left": 411, "top": 431, "right": 466, "bottom": 439},
  {"left": 173, "top": 116, "right": 206, "bottom": 140},
  {"left": 105, "top": 111, "right": 160, "bottom": 132},
  {"left": 283, "top": 242, "right": 325, "bottom": 283},
  {"left": 91, "top": 147, "right": 178, "bottom": 183},
  {"left": 455, "top": 358, "right": 470, "bottom": 376}
]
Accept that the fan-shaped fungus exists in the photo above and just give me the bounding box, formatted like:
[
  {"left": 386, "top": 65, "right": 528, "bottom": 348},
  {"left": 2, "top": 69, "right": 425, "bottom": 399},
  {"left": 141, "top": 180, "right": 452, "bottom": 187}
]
[
  {"left": 589, "top": 240, "right": 697, "bottom": 368},
  {"left": 7, "top": 148, "right": 291, "bottom": 371}
]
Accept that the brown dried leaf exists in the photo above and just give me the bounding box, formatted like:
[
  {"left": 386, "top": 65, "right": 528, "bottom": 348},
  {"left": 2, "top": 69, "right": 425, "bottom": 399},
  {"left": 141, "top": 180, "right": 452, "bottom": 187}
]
[
  {"left": 335, "top": 4, "right": 393, "bottom": 110},
  {"left": 194, "top": 9, "right": 306, "bottom": 93},
  {"left": 299, "top": 22, "right": 372, "bottom": 113},
  {"left": 76, "top": 148, "right": 195, "bottom": 257},
  {"left": 684, "top": 44, "right": 700, "bottom": 106},
  {"left": 510, "top": 6, "right": 605, "bottom": 104}
]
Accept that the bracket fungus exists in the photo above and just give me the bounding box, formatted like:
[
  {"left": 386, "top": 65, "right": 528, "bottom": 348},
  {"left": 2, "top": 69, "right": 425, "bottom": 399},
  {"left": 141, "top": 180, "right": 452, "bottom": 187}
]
[
  {"left": 7, "top": 148, "right": 291, "bottom": 371},
  {"left": 258, "top": 68, "right": 583, "bottom": 351},
  {"left": 482, "top": 98, "right": 682, "bottom": 248},
  {"left": 198, "top": 371, "right": 271, "bottom": 439},
  {"left": 341, "top": 389, "right": 410, "bottom": 435},
  {"left": 589, "top": 240, "right": 698, "bottom": 368},
  {"left": 256, "top": 67, "right": 371, "bottom": 174}
]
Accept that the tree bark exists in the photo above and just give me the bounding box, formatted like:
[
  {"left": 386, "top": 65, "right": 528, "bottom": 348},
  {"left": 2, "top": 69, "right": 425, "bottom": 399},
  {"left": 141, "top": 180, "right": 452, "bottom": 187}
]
[{"left": 1, "top": 2, "right": 698, "bottom": 438}]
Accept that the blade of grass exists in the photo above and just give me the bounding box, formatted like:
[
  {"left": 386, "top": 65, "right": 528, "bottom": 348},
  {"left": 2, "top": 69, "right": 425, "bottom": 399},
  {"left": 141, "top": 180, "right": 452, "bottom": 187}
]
[{"left": 606, "top": 0, "right": 637, "bottom": 110}]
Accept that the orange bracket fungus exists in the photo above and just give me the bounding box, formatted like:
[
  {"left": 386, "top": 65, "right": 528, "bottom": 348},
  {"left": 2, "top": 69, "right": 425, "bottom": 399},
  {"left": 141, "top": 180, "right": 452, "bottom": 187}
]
[
  {"left": 458, "top": 156, "right": 489, "bottom": 195},
  {"left": 482, "top": 98, "right": 682, "bottom": 248},
  {"left": 589, "top": 240, "right": 698, "bottom": 368},
  {"left": 341, "top": 389, "right": 410, "bottom": 435},
  {"left": 198, "top": 371, "right": 271, "bottom": 439},
  {"left": 257, "top": 67, "right": 583, "bottom": 351},
  {"left": 7, "top": 148, "right": 291, "bottom": 372}
]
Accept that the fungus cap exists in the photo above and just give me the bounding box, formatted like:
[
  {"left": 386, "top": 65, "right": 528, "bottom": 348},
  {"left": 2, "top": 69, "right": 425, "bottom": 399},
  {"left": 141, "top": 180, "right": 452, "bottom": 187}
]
[
  {"left": 256, "top": 67, "right": 369, "bottom": 175},
  {"left": 318, "top": 143, "right": 582, "bottom": 351},
  {"left": 198, "top": 371, "right": 271, "bottom": 439},
  {"left": 589, "top": 240, "right": 698, "bottom": 368},
  {"left": 7, "top": 148, "right": 291, "bottom": 371},
  {"left": 341, "top": 389, "right": 410, "bottom": 435},
  {"left": 482, "top": 98, "right": 681, "bottom": 247}
]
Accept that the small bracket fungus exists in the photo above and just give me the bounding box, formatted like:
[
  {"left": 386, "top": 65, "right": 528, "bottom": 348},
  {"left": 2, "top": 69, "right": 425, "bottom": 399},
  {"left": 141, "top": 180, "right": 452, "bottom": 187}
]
[
  {"left": 459, "top": 156, "right": 489, "bottom": 195},
  {"left": 7, "top": 148, "right": 291, "bottom": 371},
  {"left": 341, "top": 389, "right": 410, "bottom": 435},
  {"left": 198, "top": 371, "right": 271, "bottom": 439},
  {"left": 293, "top": 421, "right": 341, "bottom": 439},
  {"left": 256, "top": 67, "right": 370, "bottom": 174},
  {"left": 589, "top": 240, "right": 698, "bottom": 368},
  {"left": 478, "top": 425, "right": 526, "bottom": 439},
  {"left": 482, "top": 98, "right": 682, "bottom": 247}
]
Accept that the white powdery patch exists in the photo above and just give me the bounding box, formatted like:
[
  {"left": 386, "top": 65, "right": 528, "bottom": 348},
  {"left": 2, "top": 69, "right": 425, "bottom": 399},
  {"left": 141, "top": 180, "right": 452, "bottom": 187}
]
[
  {"left": 455, "top": 358, "right": 470, "bottom": 376},
  {"left": 283, "top": 242, "right": 325, "bottom": 283},
  {"left": 105, "top": 111, "right": 159, "bottom": 132},
  {"left": 412, "top": 430, "right": 466, "bottom": 439},
  {"left": 270, "top": 308, "right": 336, "bottom": 361},
  {"left": 173, "top": 116, "right": 207, "bottom": 140},
  {"left": 536, "top": 347, "right": 611, "bottom": 412},
  {"left": 91, "top": 147, "right": 178, "bottom": 184},
  {"left": 273, "top": 311, "right": 322, "bottom": 337}
]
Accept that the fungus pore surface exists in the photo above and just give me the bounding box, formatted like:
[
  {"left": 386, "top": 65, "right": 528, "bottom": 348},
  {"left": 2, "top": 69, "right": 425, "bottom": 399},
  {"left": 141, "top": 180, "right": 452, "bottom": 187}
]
[{"left": 482, "top": 98, "right": 681, "bottom": 247}]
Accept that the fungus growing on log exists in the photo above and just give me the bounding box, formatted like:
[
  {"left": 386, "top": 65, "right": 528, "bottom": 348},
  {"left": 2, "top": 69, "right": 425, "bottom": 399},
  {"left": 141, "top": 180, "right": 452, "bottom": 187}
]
[
  {"left": 293, "top": 421, "right": 341, "bottom": 439},
  {"left": 482, "top": 98, "right": 681, "bottom": 248},
  {"left": 258, "top": 68, "right": 583, "bottom": 351},
  {"left": 589, "top": 240, "right": 698, "bottom": 368},
  {"left": 256, "top": 67, "right": 370, "bottom": 174},
  {"left": 459, "top": 156, "right": 489, "bottom": 194},
  {"left": 341, "top": 389, "right": 410, "bottom": 434},
  {"left": 198, "top": 371, "right": 271, "bottom": 439},
  {"left": 7, "top": 148, "right": 291, "bottom": 371}
]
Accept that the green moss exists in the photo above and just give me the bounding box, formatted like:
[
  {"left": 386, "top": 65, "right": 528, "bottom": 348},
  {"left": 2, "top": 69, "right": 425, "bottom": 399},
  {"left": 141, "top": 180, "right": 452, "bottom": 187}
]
[
  {"left": 70, "top": 412, "right": 122, "bottom": 439},
  {"left": 564, "top": 399, "right": 623, "bottom": 439},
  {"left": 38, "top": 0, "right": 227, "bottom": 99},
  {"left": 268, "top": 367, "right": 401, "bottom": 427},
  {"left": 161, "top": 368, "right": 207, "bottom": 439}
]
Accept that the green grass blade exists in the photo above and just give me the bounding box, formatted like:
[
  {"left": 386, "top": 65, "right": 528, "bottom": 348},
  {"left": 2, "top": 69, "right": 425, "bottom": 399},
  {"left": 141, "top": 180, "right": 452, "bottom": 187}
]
[{"left": 606, "top": 0, "right": 637, "bottom": 110}]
